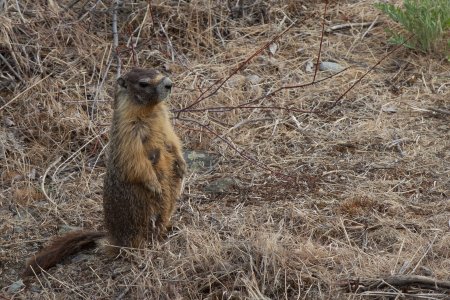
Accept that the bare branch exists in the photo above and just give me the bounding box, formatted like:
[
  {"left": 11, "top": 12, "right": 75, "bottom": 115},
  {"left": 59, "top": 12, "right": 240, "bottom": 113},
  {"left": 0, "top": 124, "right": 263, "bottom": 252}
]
[
  {"left": 177, "top": 117, "right": 294, "bottom": 181},
  {"left": 340, "top": 275, "right": 450, "bottom": 293},
  {"left": 172, "top": 67, "right": 350, "bottom": 115},
  {"left": 112, "top": 0, "right": 122, "bottom": 78},
  {"left": 313, "top": 0, "right": 328, "bottom": 82},
  {"left": 177, "top": 20, "right": 299, "bottom": 116},
  {"left": 326, "top": 35, "right": 414, "bottom": 111}
]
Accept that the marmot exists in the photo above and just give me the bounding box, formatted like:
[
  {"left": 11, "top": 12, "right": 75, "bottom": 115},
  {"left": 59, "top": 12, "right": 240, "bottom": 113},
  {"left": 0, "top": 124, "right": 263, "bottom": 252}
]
[{"left": 23, "top": 68, "right": 187, "bottom": 276}]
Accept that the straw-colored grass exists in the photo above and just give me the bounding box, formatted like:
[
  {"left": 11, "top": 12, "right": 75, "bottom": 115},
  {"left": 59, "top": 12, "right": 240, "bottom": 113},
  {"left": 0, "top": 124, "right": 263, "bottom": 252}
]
[{"left": 1, "top": 0, "right": 449, "bottom": 299}]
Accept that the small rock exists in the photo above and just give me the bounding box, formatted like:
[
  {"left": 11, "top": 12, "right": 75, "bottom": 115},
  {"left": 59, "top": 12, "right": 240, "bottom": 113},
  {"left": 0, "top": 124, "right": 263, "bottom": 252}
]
[
  {"left": 227, "top": 75, "right": 246, "bottom": 88},
  {"left": 3, "top": 117, "right": 15, "bottom": 126},
  {"left": 30, "top": 284, "right": 42, "bottom": 293},
  {"left": 419, "top": 266, "right": 433, "bottom": 276},
  {"left": 268, "top": 42, "right": 278, "bottom": 56},
  {"left": 184, "top": 150, "right": 218, "bottom": 172},
  {"left": 13, "top": 225, "right": 24, "bottom": 233},
  {"left": 205, "top": 177, "right": 236, "bottom": 194},
  {"left": 305, "top": 61, "right": 314, "bottom": 73},
  {"left": 27, "top": 168, "right": 36, "bottom": 180},
  {"left": 382, "top": 105, "right": 397, "bottom": 113},
  {"left": 399, "top": 260, "right": 411, "bottom": 274},
  {"left": 319, "top": 61, "right": 344, "bottom": 73},
  {"left": 7, "top": 279, "right": 25, "bottom": 294},
  {"left": 112, "top": 266, "right": 131, "bottom": 278},
  {"left": 246, "top": 74, "right": 262, "bottom": 85},
  {"left": 58, "top": 225, "right": 81, "bottom": 234},
  {"left": 268, "top": 57, "right": 285, "bottom": 71},
  {"left": 71, "top": 253, "right": 93, "bottom": 263},
  {"left": 255, "top": 56, "right": 268, "bottom": 64}
]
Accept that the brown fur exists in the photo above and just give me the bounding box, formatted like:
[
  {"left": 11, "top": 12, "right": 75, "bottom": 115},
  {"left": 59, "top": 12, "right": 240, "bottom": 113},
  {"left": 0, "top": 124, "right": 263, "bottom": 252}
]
[
  {"left": 23, "top": 68, "right": 186, "bottom": 275},
  {"left": 23, "top": 231, "right": 105, "bottom": 276},
  {"left": 103, "top": 68, "right": 186, "bottom": 250}
]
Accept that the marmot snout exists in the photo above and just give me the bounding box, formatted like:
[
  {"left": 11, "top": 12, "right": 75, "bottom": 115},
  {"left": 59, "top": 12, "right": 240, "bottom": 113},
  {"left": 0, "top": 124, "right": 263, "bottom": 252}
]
[{"left": 117, "top": 69, "right": 173, "bottom": 104}]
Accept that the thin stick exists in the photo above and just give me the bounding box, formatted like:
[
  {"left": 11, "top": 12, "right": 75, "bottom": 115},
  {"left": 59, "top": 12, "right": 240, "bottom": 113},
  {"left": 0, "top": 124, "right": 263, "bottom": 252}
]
[
  {"left": 177, "top": 21, "right": 298, "bottom": 116},
  {"left": 313, "top": 0, "right": 328, "bottom": 82},
  {"left": 426, "top": 107, "right": 450, "bottom": 116},
  {"left": 326, "top": 36, "right": 413, "bottom": 111},
  {"left": 78, "top": 0, "right": 102, "bottom": 21},
  {"left": 178, "top": 117, "right": 294, "bottom": 181},
  {"left": 360, "top": 18, "right": 380, "bottom": 40},
  {"left": 0, "top": 53, "right": 23, "bottom": 82},
  {"left": 326, "top": 20, "right": 382, "bottom": 33},
  {"left": 65, "top": 0, "right": 83, "bottom": 10},
  {"left": 112, "top": 0, "right": 121, "bottom": 78},
  {"left": 159, "top": 21, "right": 175, "bottom": 62},
  {"left": 0, "top": 74, "right": 51, "bottom": 111},
  {"left": 411, "top": 233, "right": 438, "bottom": 274},
  {"left": 340, "top": 275, "right": 450, "bottom": 292},
  {"left": 41, "top": 157, "right": 62, "bottom": 210},
  {"left": 172, "top": 67, "right": 349, "bottom": 115},
  {"left": 15, "top": 0, "right": 26, "bottom": 23},
  {"left": 115, "top": 266, "right": 148, "bottom": 300},
  {"left": 53, "top": 129, "right": 108, "bottom": 179}
]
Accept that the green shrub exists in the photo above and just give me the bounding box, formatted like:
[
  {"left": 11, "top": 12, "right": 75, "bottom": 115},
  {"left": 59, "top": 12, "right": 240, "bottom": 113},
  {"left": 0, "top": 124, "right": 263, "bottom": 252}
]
[{"left": 375, "top": 0, "right": 450, "bottom": 55}]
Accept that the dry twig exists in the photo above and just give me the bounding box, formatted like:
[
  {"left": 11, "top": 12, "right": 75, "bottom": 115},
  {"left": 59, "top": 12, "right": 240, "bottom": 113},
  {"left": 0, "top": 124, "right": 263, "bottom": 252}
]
[{"left": 340, "top": 275, "right": 450, "bottom": 293}]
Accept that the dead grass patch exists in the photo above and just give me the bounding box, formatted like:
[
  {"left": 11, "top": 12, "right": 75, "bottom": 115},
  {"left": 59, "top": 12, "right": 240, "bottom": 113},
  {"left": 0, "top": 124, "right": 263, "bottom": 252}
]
[{"left": 1, "top": 0, "right": 449, "bottom": 299}]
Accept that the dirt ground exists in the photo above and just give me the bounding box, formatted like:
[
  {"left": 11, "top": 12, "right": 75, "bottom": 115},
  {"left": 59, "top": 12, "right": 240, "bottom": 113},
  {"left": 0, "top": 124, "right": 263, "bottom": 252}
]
[{"left": 1, "top": 0, "right": 449, "bottom": 299}]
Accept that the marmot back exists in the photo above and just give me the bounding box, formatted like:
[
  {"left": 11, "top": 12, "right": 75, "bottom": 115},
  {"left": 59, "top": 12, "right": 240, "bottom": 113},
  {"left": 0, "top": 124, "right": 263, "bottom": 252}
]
[{"left": 103, "top": 68, "right": 187, "bottom": 250}]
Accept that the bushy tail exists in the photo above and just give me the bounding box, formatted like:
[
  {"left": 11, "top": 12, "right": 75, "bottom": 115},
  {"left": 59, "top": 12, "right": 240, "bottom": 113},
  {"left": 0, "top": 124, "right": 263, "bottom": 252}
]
[{"left": 23, "top": 230, "right": 106, "bottom": 276}]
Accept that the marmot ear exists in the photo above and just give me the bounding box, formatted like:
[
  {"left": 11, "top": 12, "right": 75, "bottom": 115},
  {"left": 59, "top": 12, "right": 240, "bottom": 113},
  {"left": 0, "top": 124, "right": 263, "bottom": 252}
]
[{"left": 117, "top": 77, "right": 127, "bottom": 88}]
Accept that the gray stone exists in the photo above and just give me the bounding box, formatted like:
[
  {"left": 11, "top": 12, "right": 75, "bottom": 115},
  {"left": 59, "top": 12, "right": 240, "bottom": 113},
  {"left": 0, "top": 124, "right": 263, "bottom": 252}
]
[
  {"left": 71, "top": 253, "right": 93, "bottom": 263},
  {"left": 13, "top": 225, "right": 24, "bottom": 233},
  {"left": 183, "top": 150, "right": 218, "bottom": 172},
  {"left": 30, "top": 284, "right": 42, "bottom": 293},
  {"left": 382, "top": 105, "right": 397, "bottom": 113},
  {"left": 246, "top": 74, "right": 262, "bottom": 85},
  {"left": 7, "top": 279, "right": 24, "bottom": 294},
  {"left": 58, "top": 224, "right": 81, "bottom": 234},
  {"left": 319, "top": 61, "right": 344, "bottom": 73},
  {"left": 205, "top": 177, "right": 236, "bottom": 194},
  {"left": 305, "top": 60, "right": 314, "bottom": 73}
]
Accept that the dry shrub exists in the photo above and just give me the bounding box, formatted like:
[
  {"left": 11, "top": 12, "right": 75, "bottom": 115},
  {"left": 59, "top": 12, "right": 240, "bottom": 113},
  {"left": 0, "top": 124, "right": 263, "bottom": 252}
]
[{"left": 337, "top": 196, "right": 377, "bottom": 217}]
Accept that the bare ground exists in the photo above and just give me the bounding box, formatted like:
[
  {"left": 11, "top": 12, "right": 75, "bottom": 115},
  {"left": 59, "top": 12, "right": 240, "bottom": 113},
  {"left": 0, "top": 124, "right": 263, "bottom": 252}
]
[{"left": 0, "top": 0, "right": 449, "bottom": 299}]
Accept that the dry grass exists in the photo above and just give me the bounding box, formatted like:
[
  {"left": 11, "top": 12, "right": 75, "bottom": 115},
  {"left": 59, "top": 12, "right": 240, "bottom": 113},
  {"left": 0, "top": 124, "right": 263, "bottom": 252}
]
[{"left": 1, "top": 0, "right": 449, "bottom": 299}]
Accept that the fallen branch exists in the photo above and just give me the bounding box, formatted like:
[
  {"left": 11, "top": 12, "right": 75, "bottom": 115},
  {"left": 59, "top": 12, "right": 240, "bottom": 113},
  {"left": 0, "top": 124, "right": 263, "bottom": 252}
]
[
  {"left": 326, "top": 21, "right": 382, "bottom": 32},
  {"left": 427, "top": 107, "right": 450, "bottom": 116},
  {"left": 339, "top": 275, "right": 450, "bottom": 294}
]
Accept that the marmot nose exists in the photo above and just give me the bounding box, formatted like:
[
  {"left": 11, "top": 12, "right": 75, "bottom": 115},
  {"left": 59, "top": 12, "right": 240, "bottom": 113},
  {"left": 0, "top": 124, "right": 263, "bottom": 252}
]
[{"left": 162, "top": 77, "right": 172, "bottom": 90}]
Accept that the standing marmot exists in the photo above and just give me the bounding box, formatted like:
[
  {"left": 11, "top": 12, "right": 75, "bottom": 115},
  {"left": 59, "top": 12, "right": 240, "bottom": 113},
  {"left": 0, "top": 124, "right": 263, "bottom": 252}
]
[
  {"left": 24, "top": 68, "right": 186, "bottom": 276},
  {"left": 103, "top": 68, "right": 186, "bottom": 250}
]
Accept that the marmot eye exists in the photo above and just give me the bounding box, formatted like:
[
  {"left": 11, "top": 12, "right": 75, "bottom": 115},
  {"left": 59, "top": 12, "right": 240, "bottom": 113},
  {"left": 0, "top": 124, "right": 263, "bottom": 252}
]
[{"left": 139, "top": 82, "right": 150, "bottom": 88}]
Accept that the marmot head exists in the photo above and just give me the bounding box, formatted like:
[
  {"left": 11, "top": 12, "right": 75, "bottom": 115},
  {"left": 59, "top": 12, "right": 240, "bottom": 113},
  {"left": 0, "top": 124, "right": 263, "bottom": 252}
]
[{"left": 117, "top": 68, "right": 172, "bottom": 105}]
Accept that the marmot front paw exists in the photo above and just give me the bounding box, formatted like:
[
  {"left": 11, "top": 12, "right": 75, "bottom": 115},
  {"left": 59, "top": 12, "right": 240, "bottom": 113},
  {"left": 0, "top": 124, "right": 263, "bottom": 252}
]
[
  {"left": 174, "top": 159, "right": 187, "bottom": 178},
  {"left": 144, "top": 181, "right": 162, "bottom": 195}
]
